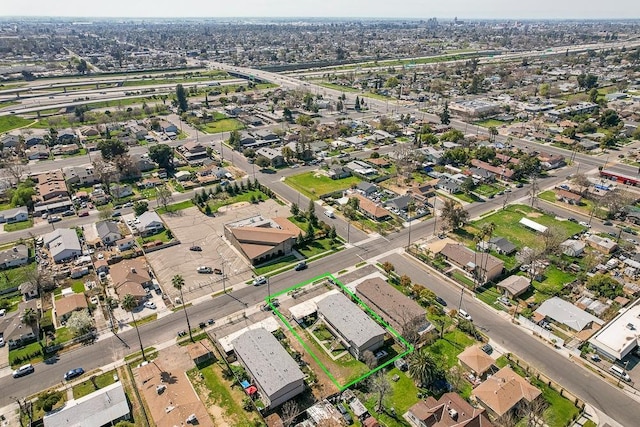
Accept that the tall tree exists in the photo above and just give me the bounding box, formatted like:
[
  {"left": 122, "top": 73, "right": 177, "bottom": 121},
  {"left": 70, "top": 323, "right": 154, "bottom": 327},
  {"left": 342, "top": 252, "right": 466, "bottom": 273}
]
[
  {"left": 439, "top": 102, "right": 451, "bottom": 125},
  {"left": 122, "top": 294, "right": 146, "bottom": 362},
  {"left": 370, "top": 372, "right": 392, "bottom": 412},
  {"left": 440, "top": 199, "right": 469, "bottom": 232},
  {"left": 149, "top": 144, "right": 174, "bottom": 170},
  {"left": 97, "top": 139, "right": 127, "bottom": 161},
  {"left": 156, "top": 184, "right": 173, "bottom": 211},
  {"left": 408, "top": 347, "right": 443, "bottom": 388},
  {"left": 175, "top": 84, "right": 188, "bottom": 113},
  {"left": 172, "top": 275, "right": 193, "bottom": 342},
  {"left": 21, "top": 307, "right": 39, "bottom": 337},
  {"left": 228, "top": 129, "right": 241, "bottom": 150}
]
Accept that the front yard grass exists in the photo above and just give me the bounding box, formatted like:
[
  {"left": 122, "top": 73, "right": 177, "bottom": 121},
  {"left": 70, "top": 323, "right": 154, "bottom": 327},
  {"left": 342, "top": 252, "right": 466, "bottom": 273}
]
[
  {"left": 285, "top": 171, "right": 360, "bottom": 200},
  {"left": 297, "top": 237, "right": 339, "bottom": 258},
  {"left": 253, "top": 255, "right": 298, "bottom": 276},
  {"left": 428, "top": 330, "right": 476, "bottom": 369},
  {"left": 156, "top": 199, "right": 194, "bottom": 214},
  {"left": 207, "top": 189, "right": 268, "bottom": 212},
  {"left": 3, "top": 219, "right": 34, "bottom": 232},
  {"left": 0, "top": 262, "right": 37, "bottom": 293},
  {"left": 199, "top": 118, "right": 245, "bottom": 134},
  {"left": 72, "top": 370, "right": 117, "bottom": 399},
  {"left": 137, "top": 229, "right": 172, "bottom": 244}
]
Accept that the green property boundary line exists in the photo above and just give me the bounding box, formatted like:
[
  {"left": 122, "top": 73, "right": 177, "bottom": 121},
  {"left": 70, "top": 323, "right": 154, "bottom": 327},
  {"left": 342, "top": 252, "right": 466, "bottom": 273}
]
[{"left": 268, "top": 272, "right": 414, "bottom": 391}]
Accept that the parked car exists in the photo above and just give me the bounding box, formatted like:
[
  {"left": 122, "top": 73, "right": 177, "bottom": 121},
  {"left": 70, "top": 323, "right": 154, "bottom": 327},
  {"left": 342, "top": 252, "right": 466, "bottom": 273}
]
[
  {"left": 111, "top": 212, "right": 122, "bottom": 218},
  {"left": 190, "top": 246, "right": 202, "bottom": 251},
  {"left": 568, "top": 217, "right": 577, "bottom": 223},
  {"left": 62, "top": 210, "right": 75, "bottom": 217},
  {"left": 48, "top": 216, "right": 61, "bottom": 223},
  {"left": 144, "top": 301, "right": 156, "bottom": 309},
  {"left": 253, "top": 276, "right": 267, "bottom": 286},
  {"left": 78, "top": 210, "right": 89, "bottom": 217},
  {"left": 579, "top": 221, "right": 591, "bottom": 227},
  {"left": 294, "top": 261, "right": 307, "bottom": 271},
  {"left": 197, "top": 266, "right": 213, "bottom": 274},
  {"left": 603, "top": 221, "right": 613, "bottom": 226},
  {"left": 435, "top": 296, "right": 447, "bottom": 306},
  {"left": 13, "top": 364, "right": 34, "bottom": 378},
  {"left": 64, "top": 368, "right": 85, "bottom": 381},
  {"left": 336, "top": 403, "right": 353, "bottom": 424},
  {"left": 0, "top": 336, "right": 4, "bottom": 347},
  {"left": 458, "top": 310, "right": 472, "bottom": 321},
  {"left": 481, "top": 344, "right": 493, "bottom": 354},
  {"left": 375, "top": 350, "right": 388, "bottom": 360}
]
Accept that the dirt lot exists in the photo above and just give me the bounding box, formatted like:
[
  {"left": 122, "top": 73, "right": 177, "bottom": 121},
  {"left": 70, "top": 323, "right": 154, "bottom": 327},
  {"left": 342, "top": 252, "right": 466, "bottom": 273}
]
[
  {"left": 134, "top": 345, "right": 215, "bottom": 426},
  {"left": 145, "top": 199, "right": 290, "bottom": 303}
]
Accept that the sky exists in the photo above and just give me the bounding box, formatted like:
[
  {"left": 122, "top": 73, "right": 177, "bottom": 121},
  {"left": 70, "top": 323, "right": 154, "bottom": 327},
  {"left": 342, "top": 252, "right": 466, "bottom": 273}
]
[{"left": 1, "top": 0, "right": 639, "bottom": 20}]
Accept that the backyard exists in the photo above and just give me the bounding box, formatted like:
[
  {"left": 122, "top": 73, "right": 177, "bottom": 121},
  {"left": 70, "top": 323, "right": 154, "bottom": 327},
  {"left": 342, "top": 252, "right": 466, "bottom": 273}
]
[
  {"left": 198, "top": 118, "right": 245, "bottom": 134},
  {"left": 284, "top": 171, "right": 360, "bottom": 200},
  {"left": 0, "top": 261, "right": 36, "bottom": 293},
  {"left": 137, "top": 229, "right": 172, "bottom": 245}
]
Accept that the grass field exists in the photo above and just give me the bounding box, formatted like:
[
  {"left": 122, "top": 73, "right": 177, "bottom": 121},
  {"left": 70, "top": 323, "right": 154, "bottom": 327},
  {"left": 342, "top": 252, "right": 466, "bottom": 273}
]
[
  {"left": 3, "top": 219, "right": 33, "bottom": 232},
  {"left": 0, "top": 262, "right": 36, "bottom": 292},
  {"left": 137, "top": 229, "right": 172, "bottom": 244},
  {"left": 0, "top": 115, "right": 35, "bottom": 133},
  {"left": 207, "top": 189, "right": 268, "bottom": 212},
  {"left": 199, "top": 118, "right": 245, "bottom": 134},
  {"left": 253, "top": 255, "right": 298, "bottom": 276},
  {"left": 532, "top": 267, "right": 576, "bottom": 300},
  {"left": 284, "top": 171, "right": 360, "bottom": 200},
  {"left": 156, "top": 199, "right": 194, "bottom": 214},
  {"left": 468, "top": 204, "right": 585, "bottom": 250},
  {"left": 72, "top": 370, "right": 117, "bottom": 399},
  {"left": 316, "top": 82, "right": 361, "bottom": 93},
  {"left": 297, "top": 237, "right": 338, "bottom": 258},
  {"left": 474, "top": 119, "right": 504, "bottom": 128}
]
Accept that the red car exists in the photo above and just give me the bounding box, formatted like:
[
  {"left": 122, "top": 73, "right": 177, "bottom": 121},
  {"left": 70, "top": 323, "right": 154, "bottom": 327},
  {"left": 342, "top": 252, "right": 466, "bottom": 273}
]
[{"left": 78, "top": 211, "right": 89, "bottom": 217}]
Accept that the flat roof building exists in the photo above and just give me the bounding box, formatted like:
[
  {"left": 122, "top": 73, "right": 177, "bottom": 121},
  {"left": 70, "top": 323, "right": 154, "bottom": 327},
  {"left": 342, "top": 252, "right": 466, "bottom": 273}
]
[
  {"left": 232, "top": 328, "right": 305, "bottom": 408},
  {"left": 316, "top": 292, "right": 386, "bottom": 359},
  {"left": 589, "top": 300, "right": 640, "bottom": 360}
]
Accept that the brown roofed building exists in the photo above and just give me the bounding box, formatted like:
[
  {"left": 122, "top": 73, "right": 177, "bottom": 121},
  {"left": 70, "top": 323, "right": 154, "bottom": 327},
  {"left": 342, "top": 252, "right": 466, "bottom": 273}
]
[
  {"left": 37, "top": 180, "right": 69, "bottom": 201},
  {"left": 470, "top": 159, "right": 515, "bottom": 181},
  {"left": 438, "top": 243, "right": 504, "bottom": 284},
  {"left": 457, "top": 345, "right": 496, "bottom": 379},
  {"left": 33, "top": 170, "right": 65, "bottom": 184},
  {"left": 351, "top": 193, "right": 390, "bottom": 221},
  {"left": 356, "top": 277, "right": 430, "bottom": 337},
  {"left": 472, "top": 366, "right": 542, "bottom": 418},
  {"left": 404, "top": 392, "right": 493, "bottom": 427},
  {"left": 55, "top": 293, "right": 88, "bottom": 324},
  {"left": 224, "top": 216, "right": 299, "bottom": 265},
  {"left": 555, "top": 188, "right": 582, "bottom": 205},
  {"left": 109, "top": 257, "right": 152, "bottom": 301}
]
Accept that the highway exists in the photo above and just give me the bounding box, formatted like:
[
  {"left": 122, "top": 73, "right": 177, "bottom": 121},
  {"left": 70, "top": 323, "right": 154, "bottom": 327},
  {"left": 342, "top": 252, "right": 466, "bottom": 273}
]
[{"left": 2, "top": 48, "right": 640, "bottom": 424}]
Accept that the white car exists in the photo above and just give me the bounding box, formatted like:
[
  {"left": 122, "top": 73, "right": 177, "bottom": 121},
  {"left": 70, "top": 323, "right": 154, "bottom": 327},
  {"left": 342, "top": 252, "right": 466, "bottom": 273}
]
[
  {"left": 253, "top": 276, "right": 267, "bottom": 286},
  {"left": 579, "top": 221, "right": 591, "bottom": 227},
  {"left": 144, "top": 301, "right": 157, "bottom": 309}
]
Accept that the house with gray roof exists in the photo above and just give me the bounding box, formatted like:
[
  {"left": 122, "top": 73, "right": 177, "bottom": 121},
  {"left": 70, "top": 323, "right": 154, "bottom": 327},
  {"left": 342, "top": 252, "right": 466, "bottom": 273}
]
[
  {"left": 535, "top": 297, "right": 604, "bottom": 332},
  {"left": 488, "top": 237, "right": 517, "bottom": 255},
  {"left": 385, "top": 194, "right": 412, "bottom": 212},
  {"left": 256, "top": 147, "right": 285, "bottom": 167},
  {"left": 232, "top": 328, "right": 305, "bottom": 408},
  {"left": 0, "top": 206, "right": 28, "bottom": 224},
  {"left": 136, "top": 211, "right": 164, "bottom": 237},
  {"left": 356, "top": 181, "right": 378, "bottom": 196},
  {"left": 43, "top": 228, "right": 82, "bottom": 263},
  {"left": 96, "top": 220, "right": 122, "bottom": 245},
  {"left": 316, "top": 292, "right": 385, "bottom": 359},
  {"left": 0, "top": 245, "right": 29, "bottom": 269}
]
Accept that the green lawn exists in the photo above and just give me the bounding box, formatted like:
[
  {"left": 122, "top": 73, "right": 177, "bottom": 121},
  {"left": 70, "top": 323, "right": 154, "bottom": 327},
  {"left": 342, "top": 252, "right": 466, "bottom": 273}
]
[
  {"left": 9, "top": 341, "right": 43, "bottom": 367},
  {"left": 0, "top": 115, "right": 34, "bottom": 133},
  {"left": 128, "top": 313, "right": 157, "bottom": 327},
  {"left": 474, "top": 119, "right": 504, "bottom": 128},
  {"left": 428, "top": 330, "right": 475, "bottom": 369},
  {"left": 285, "top": 171, "right": 361, "bottom": 200},
  {"left": 475, "top": 183, "right": 505, "bottom": 197},
  {"left": 363, "top": 368, "right": 420, "bottom": 427},
  {"left": 72, "top": 370, "right": 117, "bottom": 399},
  {"left": 476, "top": 286, "right": 505, "bottom": 309},
  {"left": 297, "top": 237, "right": 338, "bottom": 258},
  {"left": 316, "top": 82, "right": 361, "bottom": 93},
  {"left": 0, "top": 262, "right": 36, "bottom": 292},
  {"left": 532, "top": 266, "right": 576, "bottom": 298},
  {"left": 156, "top": 200, "right": 194, "bottom": 214},
  {"left": 539, "top": 191, "right": 607, "bottom": 219},
  {"left": 70, "top": 280, "right": 85, "bottom": 293},
  {"left": 253, "top": 255, "right": 298, "bottom": 276},
  {"left": 3, "top": 219, "right": 33, "bottom": 232},
  {"left": 207, "top": 189, "right": 268, "bottom": 212},
  {"left": 471, "top": 204, "right": 585, "bottom": 251},
  {"left": 137, "top": 229, "right": 172, "bottom": 244},
  {"left": 199, "top": 118, "right": 245, "bottom": 134},
  {"left": 451, "top": 271, "right": 475, "bottom": 288}
]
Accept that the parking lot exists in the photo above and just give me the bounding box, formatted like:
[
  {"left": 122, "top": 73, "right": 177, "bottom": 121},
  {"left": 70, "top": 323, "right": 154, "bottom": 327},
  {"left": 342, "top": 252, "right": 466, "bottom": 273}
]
[{"left": 145, "top": 199, "right": 289, "bottom": 303}]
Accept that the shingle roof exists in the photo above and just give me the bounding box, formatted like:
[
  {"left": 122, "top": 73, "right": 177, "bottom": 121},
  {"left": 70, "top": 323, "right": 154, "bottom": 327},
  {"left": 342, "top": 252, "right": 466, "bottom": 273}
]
[
  {"left": 96, "top": 220, "right": 121, "bottom": 240},
  {"left": 457, "top": 345, "right": 495, "bottom": 375},
  {"left": 232, "top": 328, "right": 304, "bottom": 399},
  {"left": 55, "top": 294, "right": 88, "bottom": 318},
  {"left": 473, "top": 367, "right": 541, "bottom": 417},
  {"left": 535, "top": 297, "right": 604, "bottom": 331},
  {"left": 316, "top": 292, "right": 386, "bottom": 348}
]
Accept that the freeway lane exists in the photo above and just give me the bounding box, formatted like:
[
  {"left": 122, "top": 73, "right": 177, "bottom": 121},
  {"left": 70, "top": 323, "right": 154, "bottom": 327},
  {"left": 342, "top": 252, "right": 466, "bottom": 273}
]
[{"left": 379, "top": 253, "right": 640, "bottom": 426}]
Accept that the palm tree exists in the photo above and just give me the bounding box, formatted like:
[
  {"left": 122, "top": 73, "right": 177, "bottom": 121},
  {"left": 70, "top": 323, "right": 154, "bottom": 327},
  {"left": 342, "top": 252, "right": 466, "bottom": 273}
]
[
  {"left": 408, "top": 347, "right": 442, "bottom": 388},
  {"left": 122, "top": 294, "right": 146, "bottom": 362},
  {"left": 472, "top": 233, "right": 482, "bottom": 287},
  {"left": 480, "top": 222, "right": 497, "bottom": 286},
  {"left": 21, "top": 307, "right": 40, "bottom": 339},
  {"left": 488, "top": 126, "right": 498, "bottom": 143},
  {"left": 172, "top": 274, "right": 193, "bottom": 342}
]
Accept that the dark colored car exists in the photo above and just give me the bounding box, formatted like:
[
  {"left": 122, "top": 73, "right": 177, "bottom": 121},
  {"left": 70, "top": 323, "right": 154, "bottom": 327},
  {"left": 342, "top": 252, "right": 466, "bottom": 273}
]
[
  {"left": 111, "top": 212, "right": 122, "bottom": 218},
  {"left": 294, "top": 261, "right": 307, "bottom": 271},
  {"left": 568, "top": 217, "right": 577, "bottom": 223},
  {"left": 481, "top": 344, "right": 493, "bottom": 355},
  {"left": 435, "top": 296, "right": 447, "bottom": 306},
  {"left": 189, "top": 246, "right": 202, "bottom": 251},
  {"left": 336, "top": 403, "right": 353, "bottom": 424},
  {"left": 64, "top": 367, "right": 85, "bottom": 381}
]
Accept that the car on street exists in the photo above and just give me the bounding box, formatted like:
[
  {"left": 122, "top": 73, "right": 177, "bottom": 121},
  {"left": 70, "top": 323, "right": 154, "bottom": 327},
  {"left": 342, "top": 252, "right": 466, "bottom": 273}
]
[
  {"left": 13, "top": 364, "right": 34, "bottom": 378},
  {"left": 197, "top": 266, "right": 213, "bottom": 274},
  {"left": 253, "top": 276, "right": 267, "bottom": 286},
  {"left": 458, "top": 309, "right": 472, "bottom": 321},
  {"left": 579, "top": 221, "right": 591, "bottom": 227},
  {"left": 111, "top": 212, "right": 122, "bottom": 218},
  {"left": 568, "top": 217, "right": 577, "bottom": 223},
  {"left": 435, "top": 296, "right": 447, "bottom": 306},
  {"left": 48, "top": 216, "right": 61, "bottom": 223},
  {"left": 144, "top": 301, "right": 156, "bottom": 309},
  {"left": 62, "top": 210, "right": 75, "bottom": 217},
  {"left": 190, "top": 245, "right": 202, "bottom": 251},
  {"left": 515, "top": 183, "right": 524, "bottom": 188},
  {"left": 0, "top": 337, "right": 4, "bottom": 347},
  {"left": 78, "top": 210, "right": 89, "bottom": 217},
  {"left": 603, "top": 221, "right": 613, "bottom": 226},
  {"left": 481, "top": 344, "right": 493, "bottom": 354},
  {"left": 294, "top": 261, "right": 307, "bottom": 271},
  {"left": 64, "top": 368, "right": 85, "bottom": 381}
]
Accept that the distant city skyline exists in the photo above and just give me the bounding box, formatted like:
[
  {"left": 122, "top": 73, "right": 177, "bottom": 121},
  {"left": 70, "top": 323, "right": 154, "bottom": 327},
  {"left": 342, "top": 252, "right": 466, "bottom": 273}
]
[{"left": 2, "top": 0, "right": 640, "bottom": 20}]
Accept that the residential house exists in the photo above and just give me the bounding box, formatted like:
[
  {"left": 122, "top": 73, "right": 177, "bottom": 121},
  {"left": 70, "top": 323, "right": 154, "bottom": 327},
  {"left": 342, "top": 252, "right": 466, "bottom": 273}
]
[
  {"left": 96, "top": 220, "right": 122, "bottom": 246},
  {"left": 23, "top": 129, "right": 47, "bottom": 147},
  {"left": 356, "top": 277, "right": 431, "bottom": 338},
  {"left": 316, "top": 292, "right": 386, "bottom": 359},
  {"left": 470, "top": 159, "right": 515, "bottom": 181},
  {"left": 132, "top": 154, "right": 157, "bottom": 172},
  {"left": 128, "top": 124, "right": 148, "bottom": 140},
  {"left": 438, "top": 243, "right": 504, "bottom": 283},
  {"left": 159, "top": 120, "right": 178, "bottom": 134},
  {"left": 385, "top": 194, "right": 413, "bottom": 213},
  {"left": 420, "top": 147, "right": 444, "bottom": 164},
  {"left": 356, "top": 181, "right": 378, "bottom": 197},
  {"left": 535, "top": 297, "right": 604, "bottom": 332},
  {"left": 34, "top": 171, "right": 69, "bottom": 202},
  {"left": 468, "top": 167, "right": 495, "bottom": 183},
  {"left": 561, "top": 239, "right": 586, "bottom": 257},
  {"left": 345, "top": 160, "right": 377, "bottom": 176},
  {"left": 116, "top": 237, "right": 136, "bottom": 252},
  {"left": 328, "top": 167, "right": 351, "bottom": 180},
  {"left": 51, "top": 144, "right": 80, "bottom": 156},
  {"left": 586, "top": 235, "right": 618, "bottom": 254},
  {"left": 487, "top": 237, "right": 517, "bottom": 255},
  {"left": 43, "top": 228, "right": 82, "bottom": 263},
  {"left": 1, "top": 134, "right": 20, "bottom": 149},
  {"left": 472, "top": 367, "right": 542, "bottom": 419},
  {"left": 174, "top": 170, "right": 191, "bottom": 182},
  {"left": 407, "top": 183, "right": 436, "bottom": 204},
  {"left": 495, "top": 275, "right": 531, "bottom": 299},
  {"left": 110, "top": 257, "right": 152, "bottom": 302},
  {"left": 404, "top": 392, "right": 492, "bottom": 427},
  {"left": 0, "top": 206, "right": 29, "bottom": 224},
  {"left": 136, "top": 211, "right": 165, "bottom": 237},
  {"left": 55, "top": 294, "right": 88, "bottom": 324},
  {"left": 56, "top": 128, "right": 77, "bottom": 144},
  {"left": 110, "top": 184, "right": 133, "bottom": 199},
  {"left": 555, "top": 188, "right": 582, "bottom": 205},
  {"left": 539, "top": 152, "right": 565, "bottom": 170},
  {"left": 224, "top": 216, "right": 298, "bottom": 265},
  {"left": 25, "top": 144, "right": 50, "bottom": 160},
  {"left": 437, "top": 178, "right": 461, "bottom": 194},
  {"left": 253, "top": 129, "right": 280, "bottom": 144},
  {"left": 181, "top": 141, "right": 208, "bottom": 161},
  {"left": 79, "top": 126, "right": 99, "bottom": 138},
  {"left": 0, "top": 245, "right": 29, "bottom": 269},
  {"left": 63, "top": 165, "right": 99, "bottom": 187},
  {"left": 351, "top": 193, "right": 391, "bottom": 222},
  {"left": 19, "top": 281, "right": 38, "bottom": 300},
  {"left": 458, "top": 346, "right": 497, "bottom": 380},
  {"left": 232, "top": 328, "right": 305, "bottom": 409},
  {"left": 43, "top": 382, "right": 131, "bottom": 427},
  {"left": 256, "top": 147, "right": 285, "bottom": 167}
]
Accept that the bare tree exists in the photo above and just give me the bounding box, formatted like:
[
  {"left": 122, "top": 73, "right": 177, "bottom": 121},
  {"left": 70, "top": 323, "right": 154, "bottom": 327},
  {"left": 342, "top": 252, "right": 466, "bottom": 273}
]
[
  {"left": 603, "top": 188, "right": 634, "bottom": 218},
  {"left": 447, "top": 365, "right": 467, "bottom": 393},
  {"left": 92, "top": 159, "right": 119, "bottom": 189},
  {"left": 497, "top": 410, "right": 519, "bottom": 427},
  {"left": 518, "top": 397, "right": 548, "bottom": 427},
  {"left": 571, "top": 173, "right": 591, "bottom": 196},
  {"left": 156, "top": 184, "right": 174, "bottom": 210},
  {"left": 541, "top": 226, "right": 564, "bottom": 256},
  {"left": 2, "top": 159, "right": 29, "bottom": 185},
  {"left": 281, "top": 400, "right": 300, "bottom": 427},
  {"left": 370, "top": 372, "right": 392, "bottom": 412}
]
